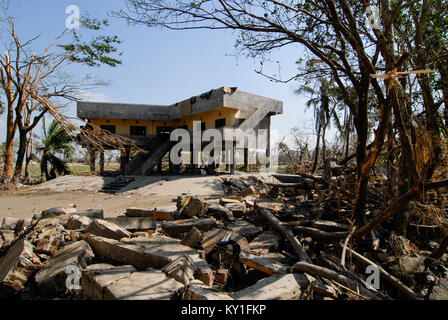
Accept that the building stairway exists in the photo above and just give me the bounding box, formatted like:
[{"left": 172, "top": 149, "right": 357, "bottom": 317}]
[
  {"left": 237, "top": 107, "right": 270, "bottom": 131},
  {"left": 125, "top": 135, "right": 175, "bottom": 175},
  {"left": 100, "top": 176, "right": 137, "bottom": 194}
]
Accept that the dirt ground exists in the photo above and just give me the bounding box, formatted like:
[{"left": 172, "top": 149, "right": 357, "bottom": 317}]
[{"left": 0, "top": 174, "right": 226, "bottom": 220}]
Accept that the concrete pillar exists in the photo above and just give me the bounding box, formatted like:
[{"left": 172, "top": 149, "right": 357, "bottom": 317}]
[
  {"left": 190, "top": 146, "right": 196, "bottom": 171},
  {"left": 230, "top": 141, "right": 236, "bottom": 174},
  {"left": 89, "top": 147, "right": 96, "bottom": 172},
  {"left": 99, "top": 150, "right": 105, "bottom": 175},
  {"left": 125, "top": 149, "right": 130, "bottom": 165},
  {"left": 119, "top": 149, "right": 128, "bottom": 174},
  {"left": 266, "top": 117, "right": 271, "bottom": 170},
  {"left": 244, "top": 148, "right": 249, "bottom": 172},
  {"left": 225, "top": 146, "right": 231, "bottom": 172}
]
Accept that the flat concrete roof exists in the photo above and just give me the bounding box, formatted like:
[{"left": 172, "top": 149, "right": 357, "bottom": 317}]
[{"left": 77, "top": 87, "right": 283, "bottom": 121}]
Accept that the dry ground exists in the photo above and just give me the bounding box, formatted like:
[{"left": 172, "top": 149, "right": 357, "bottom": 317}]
[{"left": 0, "top": 174, "right": 226, "bottom": 220}]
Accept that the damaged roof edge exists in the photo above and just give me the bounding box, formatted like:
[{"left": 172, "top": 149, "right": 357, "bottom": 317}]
[{"left": 77, "top": 87, "right": 283, "bottom": 120}]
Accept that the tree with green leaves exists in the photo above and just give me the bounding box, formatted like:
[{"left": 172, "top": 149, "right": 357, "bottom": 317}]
[
  {"left": 296, "top": 79, "right": 342, "bottom": 173},
  {"left": 0, "top": 12, "right": 122, "bottom": 186},
  {"left": 38, "top": 119, "right": 73, "bottom": 181}
]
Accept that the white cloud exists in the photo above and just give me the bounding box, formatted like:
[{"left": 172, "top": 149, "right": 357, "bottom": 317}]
[{"left": 77, "top": 90, "right": 110, "bottom": 102}]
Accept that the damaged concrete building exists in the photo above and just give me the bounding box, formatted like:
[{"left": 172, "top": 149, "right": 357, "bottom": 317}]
[{"left": 77, "top": 87, "right": 283, "bottom": 175}]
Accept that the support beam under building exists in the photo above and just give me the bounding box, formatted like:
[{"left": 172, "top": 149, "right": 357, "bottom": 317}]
[
  {"left": 244, "top": 148, "right": 249, "bottom": 172},
  {"left": 89, "top": 147, "right": 96, "bottom": 172},
  {"left": 230, "top": 141, "right": 236, "bottom": 174},
  {"left": 99, "top": 150, "right": 105, "bottom": 175}
]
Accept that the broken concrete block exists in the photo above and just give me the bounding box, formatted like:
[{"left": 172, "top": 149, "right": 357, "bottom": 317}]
[
  {"left": 35, "top": 240, "right": 94, "bottom": 297},
  {"left": 88, "top": 219, "right": 132, "bottom": 240},
  {"left": 184, "top": 280, "right": 234, "bottom": 300},
  {"left": 181, "top": 227, "right": 203, "bottom": 248},
  {"left": 161, "top": 218, "right": 218, "bottom": 238},
  {"left": 249, "top": 232, "right": 281, "bottom": 254},
  {"left": 131, "top": 231, "right": 150, "bottom": 238},
  {"left": 76, "top": 209, "right": 104, "bottom": 219},
  {"left": 87, "top": 235, "right": 214, "bottom": 286},
  {"left": 126, "top": 207, "right": 177, "bottom": 221},
  {"left": 180, "top": 196, "right": 207, "bottom": 218},
  {"left": 105, "top": 217, "right": 156, "bottom": 232},
  {"left": 223, "top": 202, "right": 246, "bottom": 218},
  {"left": 87, "top": 236, "right": 145, "bottom": 268},
  {"left": 228, "top": 220, "right": 262, "bottom": 242},
  {"left": 103, "top": 268, "right": 183, "bottom": 300},
  {"left": 42, "top": 206, "right": 77, "bottom": 219},
  {"left": 65, "top": 215, "right": 93, "bottom": 230},
  {"left": 194, "top": 260, "right": 215, "bottom": 287},
  {"left": 206, "top": 203, "right": 234, "bottom": 221},
  {"left": 231, "top": 273, "right": 311, "bottom": 300},
  {"left": 0, "top": 230, "right": 15, "bottom": 248},
  {"left": 254, "top": 199, "right": 286, "bottom": 212},
  {"left": 161, "top": 255, "right": 195, "bottom": 285},
  {"left": 1, "top": 217, "right": 26, "bottom": 232},
  {"left": 82, "top": 264, "right": 136, "bottom": 300},
  {"left": 220, "top": 196, "right": 244, "bottom": 204},
  {"left": 35, "top": 231, "right": 62, "bottom": 256},
  {"left": 239, "top": 251, "right": 288, "bottom": 275},
  {"left": 0, "top": 240, "right": 43, "bottom": 294},
  {"left": 201, "top": 228, "right": 229, "bottom": 254}
]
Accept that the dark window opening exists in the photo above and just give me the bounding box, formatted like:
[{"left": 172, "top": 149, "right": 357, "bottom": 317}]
[
  {"left": 215, "top": 118, "right": 226, "bottom": 128},
  {"left": 100, "top": 125, "right": 116, "bottom": 134},
  {"left": 130, "top": 126, "right": 146, "bottom": 136}
]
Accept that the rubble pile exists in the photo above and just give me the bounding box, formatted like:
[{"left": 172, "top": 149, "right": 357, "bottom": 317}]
[{"left": 0, "top": 173, "right": 447, "bottom": 300}]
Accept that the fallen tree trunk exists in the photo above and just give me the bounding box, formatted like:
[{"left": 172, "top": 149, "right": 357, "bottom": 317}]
[
  {"left": 345, "top": 247, "right": 418, "bottom": 300},
  {"left": 294, "top": 226, "right": 349, "bottom": 242},
  {"left": 258, "top": 208, "right": 311, "bottom": 263},
  {"left": 292, "top": 261, "right": 384, "bottom": 300}
]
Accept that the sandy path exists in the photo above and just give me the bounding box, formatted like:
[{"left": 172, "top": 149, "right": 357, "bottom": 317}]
[
  {"left": 0, "top": 174, "right": 226, "bottom": 220},
  {"left": 0, "top": 191, "right": 176, "bottom": 220}
]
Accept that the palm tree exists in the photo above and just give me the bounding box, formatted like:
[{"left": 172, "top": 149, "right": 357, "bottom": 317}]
[
  {"left": 296, "top": 79, "right": 341, "bottom": 173},
  {"left": 38, "top": 119, "right": 73, "bottom": 181}
]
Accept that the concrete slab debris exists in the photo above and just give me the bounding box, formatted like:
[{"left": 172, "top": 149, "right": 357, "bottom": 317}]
[
  {"left": 88, "top": 219, "right": 132, "bottom": 240},
  {"left": 230, "top": 273, "right": 311, "bottom": 300},
  {"left": 35, "top": 240, "right": 94, "bottom": 297}
]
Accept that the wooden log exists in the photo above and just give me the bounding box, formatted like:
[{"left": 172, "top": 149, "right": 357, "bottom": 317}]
[
  {"left": 293, "top": 226, "right": 348, "bottom": 242},
  {"left": 292, "top": 261, "right": 383, "bottom": 300},
  {"left": 266, "top": 182, "right": 312, "bottom": 190},
  {"left": 345, "top": 248, "right": 418, "bottom": 300},
  {"left": 281, "top": 220, "right": 350, "bottom": 232},
  {"left": 258, "top": 208, "right": 311, "bottom": 262}
]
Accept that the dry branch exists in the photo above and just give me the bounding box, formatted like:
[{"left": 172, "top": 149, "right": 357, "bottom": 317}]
[
  {"left": 258, "top": 208, "right": 311, "bottom": 262},
  {"left": 345, "top": 247, "right": 418, "bottom": 300},
  {"left": 292, "top": 261, "right": 384, "bottom": 300}
]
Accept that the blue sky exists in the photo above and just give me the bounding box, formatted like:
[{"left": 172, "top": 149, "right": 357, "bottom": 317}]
[{"left": 0, "top": 0, "right": 318, "bottom": 147}]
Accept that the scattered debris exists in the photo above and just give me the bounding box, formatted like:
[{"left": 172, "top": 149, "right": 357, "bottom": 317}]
[{"left": 1, "top": 172, "right": 448, "bottom": 300}]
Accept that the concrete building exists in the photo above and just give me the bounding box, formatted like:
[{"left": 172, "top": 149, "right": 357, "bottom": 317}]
[{"left": 76, "top": 87, "right": 283, "bottom": 175}]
